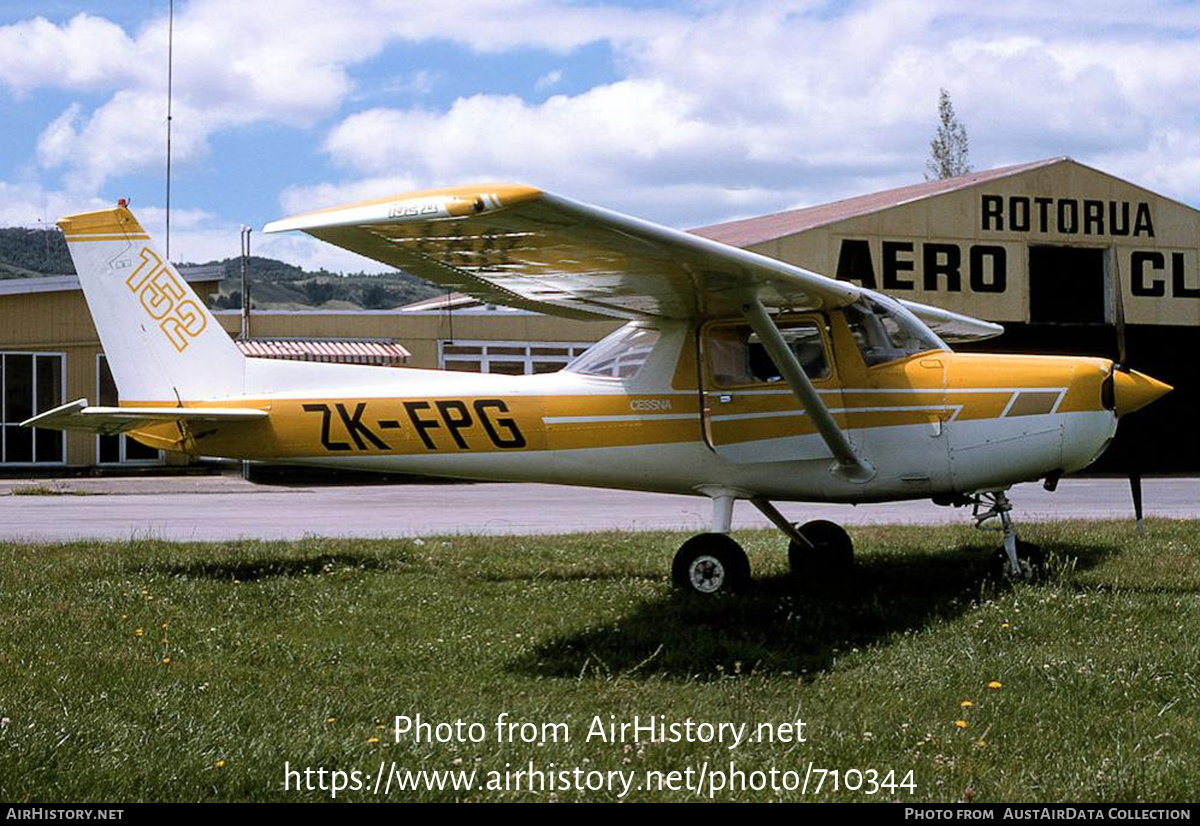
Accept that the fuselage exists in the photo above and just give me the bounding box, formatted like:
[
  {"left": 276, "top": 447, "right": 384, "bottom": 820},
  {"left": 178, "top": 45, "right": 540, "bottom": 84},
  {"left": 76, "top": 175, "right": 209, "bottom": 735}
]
[{"left": 126, "top": 314, "right": 1126, "bottom": 504}]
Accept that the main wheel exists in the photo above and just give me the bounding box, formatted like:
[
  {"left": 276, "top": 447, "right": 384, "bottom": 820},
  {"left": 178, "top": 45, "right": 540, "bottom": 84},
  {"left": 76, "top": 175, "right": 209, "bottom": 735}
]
[
  {"left": 789, "top": 519, "right": 854, "bottom": 583},
  {"left": 991, "top": 540, "right": 1046, "bottom": 583},
  {"left": 671, "top": 533, "right": 750, "bottom": 595}
]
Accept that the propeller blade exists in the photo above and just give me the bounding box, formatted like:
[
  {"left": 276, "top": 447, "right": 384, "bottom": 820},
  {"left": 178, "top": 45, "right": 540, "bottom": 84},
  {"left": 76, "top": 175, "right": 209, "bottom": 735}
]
[
  {"left": 1111, "top": 247, "right": 1153, "bottom": 537},
  {"left": 1110, "top": 245, "right": 1128, "bottom": 368},
  {"left": 1126, "top": 416, "right": 1145, "bottom": 537},
  {"left": 1130, "top": 468, "right": 1144, "bottom": 538}
]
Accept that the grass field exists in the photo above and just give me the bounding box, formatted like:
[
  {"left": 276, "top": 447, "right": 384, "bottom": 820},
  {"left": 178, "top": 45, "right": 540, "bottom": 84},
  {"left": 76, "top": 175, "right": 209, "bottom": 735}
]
[{"left": 1, "top": 520, "right": 1196, "bottom": 803}]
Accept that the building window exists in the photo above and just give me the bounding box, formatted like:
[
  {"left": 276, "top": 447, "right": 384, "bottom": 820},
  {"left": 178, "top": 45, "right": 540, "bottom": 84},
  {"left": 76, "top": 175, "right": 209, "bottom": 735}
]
[
  {"left": 1, "top": 352, "right": 65, "bottom": 465},
  {"left": 97, "top": 355, "right": 162, "bottom": 465},
  {"left": 438, "top": 341, "right": 593, "bottom": 375}
]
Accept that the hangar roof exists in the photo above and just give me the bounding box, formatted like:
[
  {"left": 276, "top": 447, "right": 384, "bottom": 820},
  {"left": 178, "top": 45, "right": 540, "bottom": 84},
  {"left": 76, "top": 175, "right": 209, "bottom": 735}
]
[
  {"left": 0, "top": 264, "right": 224, "bottom": 297},
  {"left": 691, "top": 157, "right": 1065, "bottom": 248}
]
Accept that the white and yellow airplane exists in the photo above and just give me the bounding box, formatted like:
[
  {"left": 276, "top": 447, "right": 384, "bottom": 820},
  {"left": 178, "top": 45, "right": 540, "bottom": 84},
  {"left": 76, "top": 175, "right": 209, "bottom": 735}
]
[{"left": 26, "top": 185, "right": 1171, "bottom": 594}]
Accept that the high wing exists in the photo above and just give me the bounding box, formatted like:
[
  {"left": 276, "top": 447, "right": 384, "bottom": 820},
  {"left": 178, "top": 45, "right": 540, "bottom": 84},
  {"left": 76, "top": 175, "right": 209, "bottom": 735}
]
[
  {"left": 23, "top": 399, "right": 267, "bottom": 437},
  {"left": 264, "top": 184, "right": 861, "bottom": 321}
]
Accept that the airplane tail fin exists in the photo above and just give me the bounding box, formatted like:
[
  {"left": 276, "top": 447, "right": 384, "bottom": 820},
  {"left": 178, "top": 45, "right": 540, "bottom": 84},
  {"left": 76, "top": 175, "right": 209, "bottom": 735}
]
[{"left": 59, "top": 205, "right": 245, "bottom": 403}]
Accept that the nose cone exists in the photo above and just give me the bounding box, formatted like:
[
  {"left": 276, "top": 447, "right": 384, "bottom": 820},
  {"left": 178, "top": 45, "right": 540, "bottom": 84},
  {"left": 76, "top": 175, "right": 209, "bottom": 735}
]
[{"left": 1112, "top": 369, "right": 1172, "bottom": 417}]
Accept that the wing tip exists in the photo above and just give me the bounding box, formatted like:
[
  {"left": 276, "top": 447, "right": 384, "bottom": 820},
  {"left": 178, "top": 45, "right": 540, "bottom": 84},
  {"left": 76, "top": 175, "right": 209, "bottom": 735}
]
[{"left": 265, "top": 183, "right": 543, "bottom": 234}]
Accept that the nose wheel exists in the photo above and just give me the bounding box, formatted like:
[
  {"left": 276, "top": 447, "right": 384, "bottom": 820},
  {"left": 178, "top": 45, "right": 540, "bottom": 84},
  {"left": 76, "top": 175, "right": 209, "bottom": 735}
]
[{"left": 991, "top": 540, "right": 1045, "bottom": 582}]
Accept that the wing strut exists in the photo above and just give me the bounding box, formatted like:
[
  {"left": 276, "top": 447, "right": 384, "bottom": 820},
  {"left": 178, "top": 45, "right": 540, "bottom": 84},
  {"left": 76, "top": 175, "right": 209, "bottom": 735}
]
[{"left": 742, "top": 298, "right": 875, "bottom": 483}]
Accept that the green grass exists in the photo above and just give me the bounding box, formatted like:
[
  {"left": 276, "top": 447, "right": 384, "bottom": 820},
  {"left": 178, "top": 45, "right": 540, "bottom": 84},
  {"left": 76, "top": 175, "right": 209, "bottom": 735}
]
[{"left": 0, "top": 520, "right": 1196, "bottom": 803}]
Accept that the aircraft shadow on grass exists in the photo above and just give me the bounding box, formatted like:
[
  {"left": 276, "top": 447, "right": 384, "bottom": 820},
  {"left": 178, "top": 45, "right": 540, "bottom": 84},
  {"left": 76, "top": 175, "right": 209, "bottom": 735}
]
[
  {"left": 151, "top": 552, "right": 391, "bottom": 582},
  {"left": 507, "top": 540, "right": 1117, "bottom": 682}
]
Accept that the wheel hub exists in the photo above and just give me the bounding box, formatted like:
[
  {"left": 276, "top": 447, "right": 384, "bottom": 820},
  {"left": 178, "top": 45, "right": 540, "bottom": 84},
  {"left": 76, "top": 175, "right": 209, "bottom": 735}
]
[{"left": 689, "top": 554, "right": 726, "bottom": 593}]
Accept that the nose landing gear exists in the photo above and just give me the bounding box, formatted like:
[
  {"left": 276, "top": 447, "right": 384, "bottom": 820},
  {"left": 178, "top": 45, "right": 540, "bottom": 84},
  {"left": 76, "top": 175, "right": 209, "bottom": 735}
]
[{"left": 972, "top": 490, "right": 1045, "bottom": 582}]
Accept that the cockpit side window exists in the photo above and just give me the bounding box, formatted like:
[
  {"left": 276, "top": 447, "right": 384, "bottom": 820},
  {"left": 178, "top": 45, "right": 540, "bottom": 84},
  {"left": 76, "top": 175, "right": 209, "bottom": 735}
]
[
  {"left": 707, "top": 319, "right": 830, "bottom": 388},
  {"left": 844, "top": 295, "right": 945, "bottom": 367},
  {"left": 566, "top": 325, "right": 661, "bottom": 378}
]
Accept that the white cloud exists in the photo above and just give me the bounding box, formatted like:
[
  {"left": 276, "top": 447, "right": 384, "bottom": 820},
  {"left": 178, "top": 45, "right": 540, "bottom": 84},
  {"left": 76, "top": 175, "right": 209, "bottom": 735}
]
[
  {"left": 0, "top": 1, "right": 683, "bottom": 193},
  {"left": 278, "top": 175, "right": 425, "bottom": 217},
  {"left": 137, "top": 208, "right": 382, "bottom": 273},
  {"left": 3, "top": 1, "right": 1195, "bottom": 274},
  {"left": 253, "top": 234, "right": 397, "bottom": 275},
  {"left": 36, "top": 91, "right": 215, "bottom": 192},
  {"left": 35, "top": 104, "right": 83, "bottom": 169},
  {"left": 0, "top": 13, "right": 149, "bottom": 94},
  {"left": 369, "top": 70, "right": 440, "bottom": 100},
  {"left": 3, "top": 4, "right": 382, "bottom": 190},
  {"left": 0, "top": 179, "right": 109, "bottom": 230},
  {"left": 303, "top": 0, "right": 1199, "bottom": 231},
  {"left": 364, "top": 0, "right": 680, "bottom": 54},
  {"left": 325, "top": 80, "right": 727, "bottom": 177},
  {"left": 535, "top": 69, "right": 564, "bottom": 92}
]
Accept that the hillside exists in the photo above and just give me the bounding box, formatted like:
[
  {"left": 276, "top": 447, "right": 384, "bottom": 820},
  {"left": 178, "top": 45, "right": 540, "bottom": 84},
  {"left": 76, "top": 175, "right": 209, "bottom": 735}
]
[
  {"left": 0, "top": 226, "right": 444, "bottom": 310},
  {"left": 0, "top": 227, "right": 76, "bottom": 277}
]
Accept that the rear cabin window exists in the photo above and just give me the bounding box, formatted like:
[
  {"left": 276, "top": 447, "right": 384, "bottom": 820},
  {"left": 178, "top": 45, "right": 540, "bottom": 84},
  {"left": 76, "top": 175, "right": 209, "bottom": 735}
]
[
  {"left": 566, "top": 326, "right": 661, "bottom": 379},
  {"left": 707, "top": 320, "right": 829, "bottom": 388}
]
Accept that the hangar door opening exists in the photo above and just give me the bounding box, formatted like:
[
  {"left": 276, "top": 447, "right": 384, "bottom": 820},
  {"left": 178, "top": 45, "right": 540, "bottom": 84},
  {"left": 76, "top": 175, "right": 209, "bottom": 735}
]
[{"left": 1028, "top": 246, "right": 1106, "bottom": 324}]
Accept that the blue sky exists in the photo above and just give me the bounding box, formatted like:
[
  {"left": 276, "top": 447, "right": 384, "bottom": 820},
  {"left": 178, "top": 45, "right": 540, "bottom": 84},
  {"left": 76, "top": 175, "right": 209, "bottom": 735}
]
[{"left": 1, "top": 0, "right": 1196, "bottom": 271}]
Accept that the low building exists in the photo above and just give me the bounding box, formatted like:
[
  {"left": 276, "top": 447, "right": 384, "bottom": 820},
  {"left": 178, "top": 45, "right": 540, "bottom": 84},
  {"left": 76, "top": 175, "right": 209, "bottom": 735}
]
[{"left": 0, "top": 267, "right": 223, "bottom": 468}]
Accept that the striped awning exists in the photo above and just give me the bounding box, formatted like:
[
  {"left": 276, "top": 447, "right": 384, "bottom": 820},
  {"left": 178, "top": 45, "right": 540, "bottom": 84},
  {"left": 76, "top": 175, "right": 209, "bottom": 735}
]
[{"left": 235, "top": 337, "right": 410, "bottom": 366}]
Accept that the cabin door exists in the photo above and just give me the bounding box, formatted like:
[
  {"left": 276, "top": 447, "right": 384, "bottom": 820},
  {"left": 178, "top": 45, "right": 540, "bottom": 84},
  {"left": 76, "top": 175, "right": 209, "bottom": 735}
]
[{"left": 700, "top": 315, "right": 847, "bottom": 464}]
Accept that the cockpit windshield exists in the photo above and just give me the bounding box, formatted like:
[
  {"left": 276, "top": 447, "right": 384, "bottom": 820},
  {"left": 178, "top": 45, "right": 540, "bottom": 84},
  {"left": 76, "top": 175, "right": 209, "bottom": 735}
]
[
  {"left": 844, "top": 294, "right": 947, "bottom": 366},
  {"left": 565, "top": 325, "right": 661, "bottom": 379}
]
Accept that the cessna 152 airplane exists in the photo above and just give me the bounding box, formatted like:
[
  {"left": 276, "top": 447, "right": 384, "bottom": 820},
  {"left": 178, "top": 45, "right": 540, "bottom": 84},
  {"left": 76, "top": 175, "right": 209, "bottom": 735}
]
[{"left": 26, "top": 185, "right": 1171, "bottom": 594}]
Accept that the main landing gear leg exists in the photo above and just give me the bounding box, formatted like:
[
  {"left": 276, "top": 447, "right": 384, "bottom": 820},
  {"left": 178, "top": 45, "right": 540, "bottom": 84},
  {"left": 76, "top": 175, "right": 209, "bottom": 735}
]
[
  {"left": 671, "top": 491, "right": 750, "bottom": 595},
  {"left": 973, "top": 490, "right": 1044, "bottom": 581}
]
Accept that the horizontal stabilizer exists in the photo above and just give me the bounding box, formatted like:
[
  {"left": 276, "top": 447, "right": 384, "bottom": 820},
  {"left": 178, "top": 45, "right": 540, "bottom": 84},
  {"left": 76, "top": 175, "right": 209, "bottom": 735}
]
[
  {"left": 22, "top": 399, "right": 267, "bottom": 436},
  {"left": 899, "top": 299, "right": 1005, "bottom": 343}
]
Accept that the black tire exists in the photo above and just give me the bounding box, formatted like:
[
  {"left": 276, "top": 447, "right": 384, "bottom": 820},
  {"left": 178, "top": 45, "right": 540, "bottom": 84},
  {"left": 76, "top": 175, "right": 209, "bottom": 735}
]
[
  {"left": 671, "top": 533, "right": 750, "bottom": 595},
  {"left": 991, "top": 540, "right": 1046, "bottom": 583},
  {"left": 788, "top": 519, "right": 854, "bottom": 582}
]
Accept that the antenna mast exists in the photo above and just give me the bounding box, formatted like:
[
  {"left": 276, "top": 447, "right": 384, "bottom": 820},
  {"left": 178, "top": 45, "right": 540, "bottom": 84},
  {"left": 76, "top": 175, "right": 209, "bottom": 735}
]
[{"left": 165, "top": 0, "right": 174, "bottom": 259}]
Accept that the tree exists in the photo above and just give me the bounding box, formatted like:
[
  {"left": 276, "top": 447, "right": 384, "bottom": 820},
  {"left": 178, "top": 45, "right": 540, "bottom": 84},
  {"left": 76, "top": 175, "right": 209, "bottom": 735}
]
[
  {"left": 361, "top": 283, "right": 394, "bottom": 309},
  {"left": 304, "top": 280, "right": 336, "bottom": 305},
  {"left": 925, "top": 88, "right": 971, "bottom": 180}
]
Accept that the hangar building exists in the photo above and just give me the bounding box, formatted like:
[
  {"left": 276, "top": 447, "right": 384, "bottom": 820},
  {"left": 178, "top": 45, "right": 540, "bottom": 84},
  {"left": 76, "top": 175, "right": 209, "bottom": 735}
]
[
  {"left": 0, "top": 157, "right": 1194, "bottom": 471},
  {"left": 692, "top": 157, "right": 1198, "bottom": 473}
]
